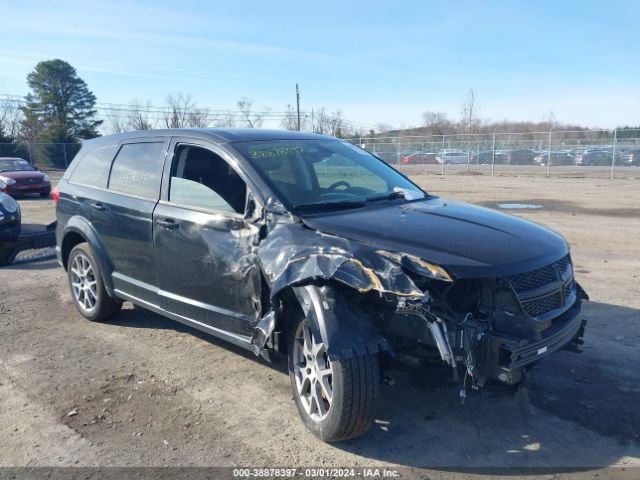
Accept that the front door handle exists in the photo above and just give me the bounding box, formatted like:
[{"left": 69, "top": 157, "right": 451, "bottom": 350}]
[
  {"left": 156, "top": 218, "right": 179, "bottom": 230},
  {"left": 91, "top": 202, "right": 105, "bottom": 212}
]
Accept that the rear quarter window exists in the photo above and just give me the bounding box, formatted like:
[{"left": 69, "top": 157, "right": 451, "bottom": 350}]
[
  {"left": 68, "top": 145, "right": 118, "bottom": 188},
  {"left": 108, "top": 142, "right": 165, "bottom": 199}
]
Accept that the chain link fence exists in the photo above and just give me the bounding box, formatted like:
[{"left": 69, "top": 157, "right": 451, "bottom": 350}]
[
  {"left": 0, "top": 142, "right": 81, "bottom": 170},
  {"left": 346, "top": 128, "right": 640, "bottom": 179},
  {"left": 2, "top": 129, "right": 640, "bottom": 179}
]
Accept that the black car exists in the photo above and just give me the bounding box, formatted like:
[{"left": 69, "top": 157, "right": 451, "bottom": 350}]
[
  {"left": 0, "top": 179, "right": 21, "bottom": 239},
  {"left": 506, "top": 149, "right": 538, "bottom": 165},
  {"left": 576, "top": 150, "right": 613, "bottom": 166},
  {"left": 470, "top": 150, "right": 508, "bottom": 164},
  {"left": 55, "top": 129, "right": 587, "bottom": 442},
  {"left": 533, "top": 151, "right": 576, "bottom": 166}
]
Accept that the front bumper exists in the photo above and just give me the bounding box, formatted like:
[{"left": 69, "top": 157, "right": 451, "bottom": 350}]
[
  {"left": 5, "top": 183, "right": 51, "bottom": 195},
  {"left": 482, "top": 300, "right": 585, "bottom": 385}
]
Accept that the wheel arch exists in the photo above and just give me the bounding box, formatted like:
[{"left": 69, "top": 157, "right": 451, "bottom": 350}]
[
  {"left": 290, "top": 282, "right": 391, "bottom": 361},
  {"left": 61, "top": 216, "right": 116, "bottom": 296}
]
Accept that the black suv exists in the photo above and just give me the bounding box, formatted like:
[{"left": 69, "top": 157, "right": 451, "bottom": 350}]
[{"left": 56, "top": 129, "right": 587, "bottom": 442}]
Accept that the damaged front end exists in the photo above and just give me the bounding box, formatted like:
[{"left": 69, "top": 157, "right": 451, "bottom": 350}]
[
  {"left": 390, "top": 255, "right": 588, "bottom": 389},
  {"left": 251, "top": 219, "right": 588, "bottom": 400}
]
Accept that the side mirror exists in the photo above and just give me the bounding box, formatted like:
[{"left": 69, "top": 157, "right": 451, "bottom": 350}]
[
  {"left": 245, "top": 194, "right": 263, "bottom": 222},
  {"left": 265, "top": 196, "right": 287, "bottom": 214},
  {"left": 33, "top": 164, "right": 39, "bottom": 170}
]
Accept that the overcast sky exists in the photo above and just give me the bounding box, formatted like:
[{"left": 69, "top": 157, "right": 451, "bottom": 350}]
[{"left": 1, "top": 0, "right": 638, "bottom": 129}]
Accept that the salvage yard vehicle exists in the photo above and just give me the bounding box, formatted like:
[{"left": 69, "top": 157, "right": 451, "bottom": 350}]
[
  {"left": 0, "top": 157, "right": 52, "bottom": 197},
  {"left": 55, "top": 129, "right": 588, "bottom": 442}
]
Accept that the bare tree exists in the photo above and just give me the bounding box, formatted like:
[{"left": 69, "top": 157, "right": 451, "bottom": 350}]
[
  {"left": 127, "top": 99, "right": 155, "bottom": 131},
  {"left": 421, "top": 111, "right": 453, "bottom": 135},
  {"left": 375, "top": 122, "right": 393, "bottom": 134},
  {"left": 237, "top": 97, "right": 269, "bottom": 128},
  {"left": 163, "top": 93, "right": 210, "bottom": 128},
  {"left": 0, "top": 98, "right": 23, "bottom": 139},
  {"left": 313, "top": 108, "right": 345, "bottom": 137},
  {"left": 280, "top": 104, "right": 308, "bottom": 131},
  {"left": 459, "top": 88, "right": 478, "bottom": 134},
  {"left": 213, "top": 112, "right": 237, "bottom": 128},
  {"left": 104, "top": 106, "right": 128, "bottom": 134}
]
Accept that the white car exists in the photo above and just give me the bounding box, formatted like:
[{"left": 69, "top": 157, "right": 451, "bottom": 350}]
[{"left": 436, "top": 150, "right": 469, "bottom": 164}]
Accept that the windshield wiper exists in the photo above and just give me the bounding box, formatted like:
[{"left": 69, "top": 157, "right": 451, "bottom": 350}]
[
  {"left": 366, "top": 191, "right": 406, "bottom": 202},
  {"left": 293, "top": 199, "right": 366, "bottom": 212}
]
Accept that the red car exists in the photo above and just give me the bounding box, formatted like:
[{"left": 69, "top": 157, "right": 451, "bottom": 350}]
[
  {"left": 400, "top": 152, "right": 439, "bottom": 165},
  {"left": 0, "top": 157, "right": 51, "bottom": 197}
]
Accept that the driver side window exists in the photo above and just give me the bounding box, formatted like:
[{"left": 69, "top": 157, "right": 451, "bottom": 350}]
[
  {"left": 312, "top": 154, "right": 388, "bottom": 192},
  {"left": 169, "top": 145, "right": 247, "bottom": 214}
]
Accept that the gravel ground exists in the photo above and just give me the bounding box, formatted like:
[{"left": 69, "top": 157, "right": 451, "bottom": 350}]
[{"left": 0, "top": 171, "right": 638, "bottom": 478}]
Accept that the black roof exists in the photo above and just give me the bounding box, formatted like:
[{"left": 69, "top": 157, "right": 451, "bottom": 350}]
[{"left": 82, "top": 128, "right": 335, "bottom": 147}]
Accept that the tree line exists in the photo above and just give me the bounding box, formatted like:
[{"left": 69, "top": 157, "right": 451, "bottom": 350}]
[{"left": 1, "top": 59, "right": 637, "bottom": 168}]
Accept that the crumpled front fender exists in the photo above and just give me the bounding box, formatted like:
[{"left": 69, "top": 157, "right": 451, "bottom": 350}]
[
  {"left": 257, "top": 222, "right": 433, "bottom": 300},
  {"left": 292, "top": 284, "right": 391, "bottom": 360}
]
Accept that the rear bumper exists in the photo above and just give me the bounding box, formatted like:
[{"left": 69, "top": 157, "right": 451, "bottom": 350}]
[{"left": 482, "top": 300, "right": 585, "bottom": 385}]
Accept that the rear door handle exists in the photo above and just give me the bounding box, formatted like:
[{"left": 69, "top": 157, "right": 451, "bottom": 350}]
[
  {"left": 91, "top": 202, "right": 105, "bottom": 212},
  {"left": 156, "top": 218, "right": 179, "bottom": 230}
]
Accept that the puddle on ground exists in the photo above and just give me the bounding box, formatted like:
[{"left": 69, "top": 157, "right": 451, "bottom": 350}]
[{"left": 497, "top": 203, "right": 543, "bottom": 209}]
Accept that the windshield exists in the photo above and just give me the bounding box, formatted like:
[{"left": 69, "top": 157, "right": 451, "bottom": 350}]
[
  {"left": 234, "top": 140, "right": 425, "bottom": 212},
  {"left": 0, "top": 159, "right": 35, "bottom": 172}
]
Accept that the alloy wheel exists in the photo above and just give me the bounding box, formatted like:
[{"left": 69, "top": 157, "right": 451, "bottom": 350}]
[
  {"left": 70, "top": 253, "right": 98, "bottom": 313},
  {"left": 292, "top": 321, "right": 334, "bottom": 422}
]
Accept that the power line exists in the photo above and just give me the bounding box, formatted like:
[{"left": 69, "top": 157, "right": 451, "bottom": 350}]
[{"left": 0, "top": 93, "right": 376, "bottom": 130}]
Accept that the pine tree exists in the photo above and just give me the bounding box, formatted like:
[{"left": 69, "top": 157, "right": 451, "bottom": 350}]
[{"left": 20, "top": 59, "right": 102, "bottom": 143}]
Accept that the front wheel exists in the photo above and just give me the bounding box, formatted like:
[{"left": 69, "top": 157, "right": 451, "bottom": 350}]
[{"left": 288, "top": 313, "right": 380, "bottom": 442}]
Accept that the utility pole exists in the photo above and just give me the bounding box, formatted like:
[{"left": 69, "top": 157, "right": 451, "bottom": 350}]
[{"left": 296, "top": 83, "right": 301, "bottom": 131}]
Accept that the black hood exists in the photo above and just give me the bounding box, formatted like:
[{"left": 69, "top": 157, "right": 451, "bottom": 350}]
[{"left": 300, "top": 196, "right": 569, "bottom": 278}]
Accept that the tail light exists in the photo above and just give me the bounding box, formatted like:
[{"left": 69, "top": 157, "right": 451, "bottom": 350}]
[{"left": 52, "top": 186, "right": 60, "bottom": 204}]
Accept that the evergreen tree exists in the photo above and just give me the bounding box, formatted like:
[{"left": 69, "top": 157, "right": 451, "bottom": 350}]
[{"left": 20, "top": 59, "right": 102, "bottom": 143}]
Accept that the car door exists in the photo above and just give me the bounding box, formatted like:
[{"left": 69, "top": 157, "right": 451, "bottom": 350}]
[
  {"left": 153, "top": 138, "right": 263, "bottom": 337},
  {"left": 91, "top": 138, "right": 168, "bottom": 303}
]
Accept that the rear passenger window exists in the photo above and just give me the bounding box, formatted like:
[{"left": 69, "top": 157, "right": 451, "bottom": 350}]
[
  {"left": 108, "top": 142, "right": 165, "bottom": 199},
  {"left": 69, "top": 145, "right": 118, "bottom": 188}
]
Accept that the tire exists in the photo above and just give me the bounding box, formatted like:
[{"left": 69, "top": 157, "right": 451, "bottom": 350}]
[
  {"left": 39, "top": 190, "right": 51, "bottom": 198},
  {"left": 67, "top": 243, "right": 122, "bottom": 322},
  {"left": 288, "top": 311, "right": 380, "bottom": 442}
]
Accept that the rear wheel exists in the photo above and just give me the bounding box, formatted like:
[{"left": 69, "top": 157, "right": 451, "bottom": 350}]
[
  {"left": 68, "top": 243, "right": 121, "bottom": 322},
  {"left": 39, "top": 190, "right": 50, "bottom": 198},
  {"left": 288, "top": 312, "right": 379, "bottom": 442}
]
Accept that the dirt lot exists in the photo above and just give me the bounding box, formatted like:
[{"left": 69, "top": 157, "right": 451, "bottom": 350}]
[{"left": 1, "top": 171, "right": 639, "bottom": 477}]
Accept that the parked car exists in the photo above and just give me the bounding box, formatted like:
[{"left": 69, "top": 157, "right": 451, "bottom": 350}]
[
  {"left": 401, "top": 152, "right": 439, "bottom": 165},
  {"left": 0, "top": 157, "right": 51, "bottom": 197},
  {"left": 373, "top": 151, "right": 399, "bottom": 164},
  {"left": 55, "top": 129, "right": 587, "bottom": 442},
  {"left": 575, "top": 150, "right": 613, "bottom": 166},
  {"left": 470, "top": 150, "right": 508, "bottom": 164},
  {"left": 533, "top": 151, "right": 576, "bottom": 166},
  {"left": 436, "top": 149, "right": 468, "bottom": 164},
  {"left": 506, "top": 149, "right": 537, "bottom": 165},
  {"left": 618, "top": 148, "right": 640, "bottom": 166},
  {"left": 0, "top": 177, "right": 21, "bottom": 240}
]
